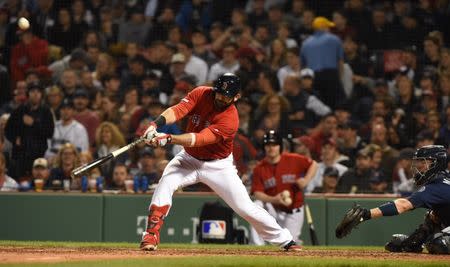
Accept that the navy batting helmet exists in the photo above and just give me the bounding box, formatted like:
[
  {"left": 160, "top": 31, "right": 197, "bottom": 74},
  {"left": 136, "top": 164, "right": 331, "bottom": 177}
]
[
  {"left": 263, "top": 130, "right": 283, "bottom": 151},
  {"left": 213, "top": 73, "right": 241, "bottom": 98},
  {"left": 412, "top": 145, "right": 448, "bottom": 186}
]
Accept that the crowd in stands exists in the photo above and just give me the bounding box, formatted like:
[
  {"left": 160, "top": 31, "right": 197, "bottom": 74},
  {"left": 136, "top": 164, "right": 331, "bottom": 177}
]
[{"left": 0, "top": 0, "right": 449, "bottom": 195}]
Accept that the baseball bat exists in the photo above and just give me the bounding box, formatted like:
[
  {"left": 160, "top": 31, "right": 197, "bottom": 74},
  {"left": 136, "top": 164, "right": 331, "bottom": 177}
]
[
  {"left": 305, "top": 204, "right": 319, "bottom": 246},
  {"left": 71, "top": 136, "right": 146, "bottom": 178}
]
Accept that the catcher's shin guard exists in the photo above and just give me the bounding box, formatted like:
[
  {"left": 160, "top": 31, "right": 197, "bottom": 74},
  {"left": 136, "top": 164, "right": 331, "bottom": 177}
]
[{"left": 140, "top": 205, "right": 170, "bottom": 251}]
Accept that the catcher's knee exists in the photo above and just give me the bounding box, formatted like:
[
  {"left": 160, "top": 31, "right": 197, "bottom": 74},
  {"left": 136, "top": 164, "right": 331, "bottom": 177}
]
[
  {"left": 385, "top": 234, "right": 409, "bottom": 252},
  {"left": 425, "top": 233, "right": 450, "bottom": 254}
]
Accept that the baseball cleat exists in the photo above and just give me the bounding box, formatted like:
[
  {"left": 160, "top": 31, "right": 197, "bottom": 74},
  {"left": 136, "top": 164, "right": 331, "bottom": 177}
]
[
  {"left": 283, "top": 240, "right": 303, "bottom": 252},
  {"left": 140, "top": 232, "right": 158, "bottom": 251}
]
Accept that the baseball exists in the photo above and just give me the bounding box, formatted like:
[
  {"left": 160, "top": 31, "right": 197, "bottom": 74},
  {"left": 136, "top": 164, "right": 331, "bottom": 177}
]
[
  {"left": 284, "top": 197, "right": 292, "bottom": 206},
  {"left": 281, "top": 190, "right": 290, "bottom": 199},
  {"left": 18, "top": 17, "right": 30, "bottom": 30}
]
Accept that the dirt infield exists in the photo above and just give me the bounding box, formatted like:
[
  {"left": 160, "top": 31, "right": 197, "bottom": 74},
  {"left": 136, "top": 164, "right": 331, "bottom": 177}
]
[{"left": 1, "top": 246, "right": 450, "bottom": 264}]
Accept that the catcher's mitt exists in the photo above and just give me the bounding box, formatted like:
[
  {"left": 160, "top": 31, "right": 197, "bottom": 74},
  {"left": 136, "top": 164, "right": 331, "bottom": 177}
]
[{"left": 335, "top": 204, "right": 369, "bottom": 239}]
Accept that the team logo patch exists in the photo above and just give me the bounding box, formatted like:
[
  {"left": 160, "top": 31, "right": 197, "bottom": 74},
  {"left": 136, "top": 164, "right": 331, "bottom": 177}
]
[
  {"left": 202, "top": 220, "right": 226, "bottom": 239},
  {"left": 222, "top": 82, "right": 228, "bottom": 90},
  {"left": 192, "top": 114, "right": 201, "bottom": 127},
  {"left": 418, "top": 186, "right": 426, "bottom": 192}
]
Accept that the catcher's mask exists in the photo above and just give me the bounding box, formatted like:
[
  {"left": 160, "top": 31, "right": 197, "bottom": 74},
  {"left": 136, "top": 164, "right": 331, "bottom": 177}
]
[{"left": 411, "top": 145, "right": 447, "bottom": 186}]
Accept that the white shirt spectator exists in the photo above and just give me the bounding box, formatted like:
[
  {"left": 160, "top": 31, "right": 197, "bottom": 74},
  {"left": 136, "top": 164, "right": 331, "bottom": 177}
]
[
  {"left": 208, "top": 61, "right": 240, "bottom": 83},
  {"left": 0, "top": 175, "right": 18, "bottom": 191},
  {"left": 46, "top": 120, "right": 89, "bottom": 158},
  {"left": 185, "top": 55, "right": 208, "bottom": 85},
  {"left": 306, "top": 162, "right": 348, "bottom": 193},
  {"left": 277, "top": 65, "right": 300, "bottom": 89}
]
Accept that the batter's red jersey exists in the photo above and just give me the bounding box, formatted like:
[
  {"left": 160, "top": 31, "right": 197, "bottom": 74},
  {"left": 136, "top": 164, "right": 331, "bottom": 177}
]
[
  {"left": 251, "top": 153, "right": 313, "bottom": 211},
  {"left": 171, "top": 86, "right": 239, "bottom": 160}
]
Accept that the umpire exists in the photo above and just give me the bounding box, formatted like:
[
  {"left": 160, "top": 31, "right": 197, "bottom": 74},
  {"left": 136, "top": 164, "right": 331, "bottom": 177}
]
[
  {"left": 300, "top": 17, "right": 345, "bottom": 109},
  {"left": 335, "top": 145, "right": 450, "bottom": 254}
]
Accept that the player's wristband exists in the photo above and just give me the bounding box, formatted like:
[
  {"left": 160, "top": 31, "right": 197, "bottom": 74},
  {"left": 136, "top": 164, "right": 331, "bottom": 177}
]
[
  {"left": 362, "top": 208, "right": 371, "bottom": 221},
  {"left": 378, "top": 201, "right": 399, "bottom": 216},
  {"left": 153, "top": 115, "right": 166, "bottom": 128}
]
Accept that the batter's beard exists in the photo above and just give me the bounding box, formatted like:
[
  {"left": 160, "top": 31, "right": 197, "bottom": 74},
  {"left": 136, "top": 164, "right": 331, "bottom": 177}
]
[{"left": 213, "top": 99, "right": 232, "bottom": 111}]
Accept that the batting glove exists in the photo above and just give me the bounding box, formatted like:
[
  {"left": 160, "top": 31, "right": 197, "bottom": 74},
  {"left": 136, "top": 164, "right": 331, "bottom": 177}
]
[
  {"left": 143, "top": 122, "right": 157, "bottom": 141},
  {"left": 151, "top": 132, "right": 172, "bottom": 147}
]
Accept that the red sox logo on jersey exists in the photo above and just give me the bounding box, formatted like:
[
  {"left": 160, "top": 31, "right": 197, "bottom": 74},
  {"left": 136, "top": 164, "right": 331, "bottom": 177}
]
[
  {"left": 281, "top": 174, "right": 296, "bottom": 184},
  {"left": 222, "top": 82, "right": 228, "bottom": 90},
  {"left": 263, "top": 177, "right": 276, "bottom": 189}
]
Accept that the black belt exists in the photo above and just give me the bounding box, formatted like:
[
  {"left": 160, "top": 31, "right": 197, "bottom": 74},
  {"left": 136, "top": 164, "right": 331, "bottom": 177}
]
[{"left": 285, "top": 207, "right": 302, "bottom": 214}]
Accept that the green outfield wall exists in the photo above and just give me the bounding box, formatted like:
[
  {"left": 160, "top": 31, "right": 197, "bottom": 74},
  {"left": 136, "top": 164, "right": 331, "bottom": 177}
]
[{"left": 0, "top": 193, "right": 426, "bottom": 246}]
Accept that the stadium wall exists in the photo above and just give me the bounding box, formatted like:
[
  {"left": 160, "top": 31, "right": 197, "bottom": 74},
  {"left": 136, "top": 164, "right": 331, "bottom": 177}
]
[{"left": 0, "top": 193, "right": 426, "bottom": 245}]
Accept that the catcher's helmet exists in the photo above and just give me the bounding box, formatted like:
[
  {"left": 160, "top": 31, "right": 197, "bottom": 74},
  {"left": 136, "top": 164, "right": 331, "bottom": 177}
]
[
  {"left": 213, "top": 73, "right": 241, "bottom": 98},
  {"left": 412, "top": 145, "right": 448, "bottom": 186},
  {"left": 263, "top": 130, "right": 283, "bottom": 151}
]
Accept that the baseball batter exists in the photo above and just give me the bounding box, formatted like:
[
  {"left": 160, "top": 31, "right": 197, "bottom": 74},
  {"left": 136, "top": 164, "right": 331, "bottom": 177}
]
[
  {"left": 250, "top": 130, "right": 318, "bottom": 245},
  {"left": 140, "top": 73, "right": 301, "bottom": 251}
]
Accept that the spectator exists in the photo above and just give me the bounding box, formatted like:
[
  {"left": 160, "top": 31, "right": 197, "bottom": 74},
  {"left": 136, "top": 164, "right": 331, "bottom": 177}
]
[
  {"left": 169, "top": 53, "right": 190, "bottom": 82},
  {"left": 306, "top": 138, "right": 348, "bottom": 193},
  {"left": 120, "top": 56, "right": 146, "bottom": 91},
  {"left": 146, "top": 7, "right": 176, "bottom": 44},
  {"left": 336, "top": 148, "right": 373, "bottom": 194},
  {"left": 48, "top": 48, "right": 89, "bottom": 83},
  {"left": 119, "top": 86, "right": 141, "bottom": 118},
  {"left": 98, "top": 5, "right": 119, "bottom": 46},
  {"left": 362, "top": 8, "right": 393, "bottom": 51},
  {"left": 277, "top": 47, "right": 301, "bottom": 89},
  {"left": 268, "top": 38, "right": 287, "bottom": 72},
  {"left": 300, "top": 16, "right": 345, "bottom": 109},
  {"left": 177, "top": 40, "right": 208, "bottom": 85},
  {"left": 45, "top": 98, "right": 89, "bottom": 160},
  {"left": 73, "top": 89, "right": 100, "bottom": 147},
  {"left": 0, "top": 153, "right": 18, "bottom": 191},
  {"left": 10, "top": 28, "right": 48, "bottom": 83},
  {"left": 118, "top": 8, "right": 150, "bottom": 46},
  {"left": 110, "top": 163, "right": 129, "bottom": 191},
  {"left": 422, "top": 36, "right": 441, "bottom": 69},
  {"left": 59, "top": 69, "right": 80, "bottom": 98},
  {"left": 438, "top": 48, "right": 450, "bottom": 77},
  {"left": 94, "top": 122, "right": 126, "bottom": 183},
  {"left": 400, "top": 46, "right": 422, "bottom": 84},
  {"left": 136, "top": 147, "right": 159, "bottom": 188},
  {"left": 294, "top": 9, "right": 314, "bottom": 45},
  {"left": 247, "top": 0, "right": 268, "bottom": 30},
  {"left": 102, "top": 73, "right": 122, "bottom": 97},
  {"left": 252, "top": 93, "right": 292, "bottom": 144},
  {"left": 282, "top": 72, "right": 331, "bottom": 132},
  {"left": 364, "top": 144, "right": 389, "bottom": 194},
  {"left": 4, "top": 82, "right": 54, "bottom": 179},
  {"left": 331, "top": 10, "right": 356, "bottom": 41},
  {"left": 236, "top": 97, "right": 254, "bottom": 136},
  {"left": 30, "top": 157, "right": 50, "bottom": 191},
  {"left": 0, "top": 81, "right": 27, "bottom": 116},
  {"left": 336, "top": 121, "right": 365, "bottom": 163},
  {"left": 207, "top": 42, "right": 240, "bottom": 83},
  {"left": 45, "top": 85, "right": 64, "bottom": 121},
  {"left": 312, "top": 166, "right": 340, "bottom": 193},
  {"left": 439, "top": 105, "right": 450, "bottom": 146},
  {"left": 48, "top": 8, "right": 83, "bottom": 53},
  {"left": 370, "top": 123, "right": 400, "bottom": 181},
  {"left": 233, "top": 132, "right": 258, "bottom": 176},
  {"left": 92, "top": 53, "right": 116, "bottom": 87},
  {"left": 99, "top": 94, "right": 121, "bottom": 124},
  {"left": 309, "top": 114, "right": 338, "bottom": 157},
  {"left": 276, "top": 22, "right": 298, "bottom": 49},
  {"left": 48, "top": 143, "right": 80, "bottom": 190},
  {"left": 191, "top": 28, "right": 217, "bottom": 67},
  {"left": 175, "top": 0, "right": 211, "bottom": 33},
  {"left": 71, "top": 0, "right": 93, "bottom": 29},
  {"left": 392, "top": 147, "right": 416, "bottom": 195}
]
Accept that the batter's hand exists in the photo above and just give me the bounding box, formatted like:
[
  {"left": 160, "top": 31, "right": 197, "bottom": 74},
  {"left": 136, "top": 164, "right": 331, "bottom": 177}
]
[
  {"left": 150, "top": 132, "right": 172, "bottom": 147},
  {"left": 143, "top": 122, "right": 157, "bottom": 141}
]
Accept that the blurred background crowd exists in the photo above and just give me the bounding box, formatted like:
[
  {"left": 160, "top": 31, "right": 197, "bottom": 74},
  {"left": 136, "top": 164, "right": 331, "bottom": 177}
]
[{"left": 0, "top": 0, "right": 449, "bottom": 195}]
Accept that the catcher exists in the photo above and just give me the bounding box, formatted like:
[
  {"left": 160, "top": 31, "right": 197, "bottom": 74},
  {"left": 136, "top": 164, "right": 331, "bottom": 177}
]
[{"left": 335, "top": 145, "right": 450, "bottom": 254}]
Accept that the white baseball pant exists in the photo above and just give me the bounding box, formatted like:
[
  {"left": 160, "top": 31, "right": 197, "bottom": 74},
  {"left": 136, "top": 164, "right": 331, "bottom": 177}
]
[
  {"left": 250, "top": 200, "right": 304, "bottom": 245},
  {"left": 150, "top": 149, "right": 293, "bottom": 246}
]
